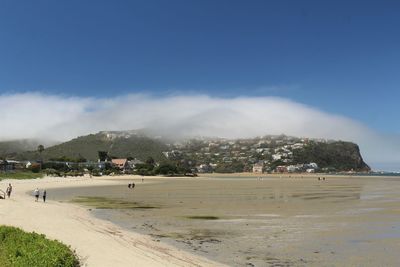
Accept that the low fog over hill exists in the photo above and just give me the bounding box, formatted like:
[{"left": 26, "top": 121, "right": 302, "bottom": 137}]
[{"left": 0, "top": 93, "right": 398, "bottom": 170}]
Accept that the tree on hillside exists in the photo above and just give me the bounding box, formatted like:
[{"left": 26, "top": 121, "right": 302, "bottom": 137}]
[
  {"left": 37, "top": 145, "right": 44, "bottom": 154},
  {"left": 145, "top": 156, "right": 155, "bottom": 166},
  {"left": 98, "top": 151, "right": 109, "bottom": 162},
  {"left": 154, "top": 163, "right": 178, "bottom": 175},
  {"left": 37, "top": 145, "right": 45, "bottom": 166},
  {"left": 76, "top": 154, "right": 87, "bottom": 163}
]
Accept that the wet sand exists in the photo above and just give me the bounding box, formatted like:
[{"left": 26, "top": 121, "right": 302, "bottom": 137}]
[
  {"left": 51, "top": 175, "right": 400, "bottom": 266},
  {"left": 0, "top": 177, "right": 220, "bottom": 267}
]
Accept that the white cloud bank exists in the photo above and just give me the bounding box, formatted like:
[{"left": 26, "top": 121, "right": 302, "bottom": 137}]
[{"left": 0, "top": 92, "right": 399, "bottom": 171}]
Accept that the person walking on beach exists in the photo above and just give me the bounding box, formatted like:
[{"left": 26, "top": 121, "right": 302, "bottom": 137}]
[
  {"left": 6, "top": 183, "right": 12, "bottom": 198},
  {"left": 43, "top": 190, "right": 47, "bottom": 202},
  {"left": 34, "top": 188, "right": 39, "bottom": 202}
]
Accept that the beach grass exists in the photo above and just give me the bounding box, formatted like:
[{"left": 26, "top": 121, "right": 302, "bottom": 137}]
[
  {"left": 0, "top": 226, "right": 79, "bottom": 267},
  {"left": 71, "top": 196, "right": 159, "bottom": 209},
  {"left": 0, "top": 171, "right": 44, "bottom": 181}
]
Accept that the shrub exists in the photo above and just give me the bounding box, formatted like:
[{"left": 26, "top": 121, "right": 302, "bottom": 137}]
[
  {"left": 154, "top": 163, "right": 178, "bottom": 175},
  {"left": 30, "top": 163, "right": 41, "bottom": 173},
  {"left": 0, "top": 226, "right": 80, "bottom": 267}
]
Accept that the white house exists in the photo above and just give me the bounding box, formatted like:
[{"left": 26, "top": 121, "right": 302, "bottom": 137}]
[{"left": 252, "top": 162, "right": 264, "bottom": 173}]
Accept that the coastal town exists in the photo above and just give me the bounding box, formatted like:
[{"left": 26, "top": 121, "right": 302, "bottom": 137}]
[
  {"left": 164, "top": 135, "right": 325, "bottom": 174},
  {"left": 0, "top": 134, "right": 368, "bottom": 177}
]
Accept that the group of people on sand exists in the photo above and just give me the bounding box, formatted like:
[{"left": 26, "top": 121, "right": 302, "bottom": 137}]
[
  {"left": 318, "top": 177, "right": 326, "bottom": 181},
  {"left": 0, "top": 183, "right": 48, "bottom": 202},
  {"left": 33, "top": 188, "right": 47, "bottom": 202},
  {"left": 128, "top": 182, "right": 135, "bottom": 189}
]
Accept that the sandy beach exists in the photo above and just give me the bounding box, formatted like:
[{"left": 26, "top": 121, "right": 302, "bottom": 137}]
[
  {"left": 1, "top": 174, "right": 400, "bottom": 266},
  {"left": 0, "top": 176, "right": 223, "bottom": 267}
]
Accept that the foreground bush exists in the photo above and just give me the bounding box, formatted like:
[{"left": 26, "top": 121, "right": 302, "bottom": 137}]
[{"left": 0, "top": 226, "right": 80, "bottom": 267}]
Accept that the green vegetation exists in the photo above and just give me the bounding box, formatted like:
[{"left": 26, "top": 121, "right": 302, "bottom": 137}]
[
  {"left": 17, "top": 133, "right": 169, "bottom": 162},
  {"left": 71, "top": 196, "right": 159, "bottom": 209},
  {"left": 0, "top": 226, "right": 79, "bottom": 267},
  {"left": 0, "top": 172, "right": 44, "bottom": 181},
  {"left": 1, "top": 131, "right": 370, "bottom": 174},
  {"left": 214, "top": 161, "right": 246, "bottom": 173},
  {"left": 167, "top": 138, "right": 370, "bottom": 173},
  {"left": 133, "top": 162, "right": 155, "bottom": 176},
  {"left": 292, "top": 141, "right": 370, "bottom": 171},
  {"left": 0, "top": 140, "right": 40, "bottom": 158}
]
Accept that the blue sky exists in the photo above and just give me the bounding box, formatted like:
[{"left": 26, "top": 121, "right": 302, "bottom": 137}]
[{"left": 0, "top": 0, "right": 399, "bottom": 134}]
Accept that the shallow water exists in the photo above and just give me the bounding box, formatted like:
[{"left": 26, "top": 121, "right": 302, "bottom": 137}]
[{"left": 52, "top": 176, "right": 400, "bottom": 266}]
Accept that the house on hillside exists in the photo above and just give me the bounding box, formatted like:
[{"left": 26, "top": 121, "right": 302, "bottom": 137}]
[
  {"left": 25, "top": 161, "right": 33, "bottom": 169},
  {"left": 127, "top": 159, "right": 144, "bottom": 169},
  {"left": 0, "top": 160, "right": 26, "bottom": 171},
  {"left": 111, "top": 159, "right": 130, "bottom": 172},
  {"left": 0, "top": 160, "right": 14, "bottom": 171},
  {"left": 275, "top": 166, "right": 288, "bottom": 173},
  {"left": 197, "top": 164, "right": 213, "bottom": 173},
  {"left": 252, "top": 162, "right": 264, "bottom": 173}
]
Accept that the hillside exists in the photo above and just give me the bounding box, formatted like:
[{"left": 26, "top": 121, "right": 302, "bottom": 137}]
[
  {"left": 0, "top": 140, "right": 41, "bottom": 158},
  {"left": 164, "top": 136, "right": 370, "bottom": 172},
  {"left": 17, "top": 132, "right": 169, "bottom": 162},
  {"left": 5, "top": 131, "right": 370, "bottom": 172},
  {"left": 292, "top": 141, "right": 370, "bottom": 171}
]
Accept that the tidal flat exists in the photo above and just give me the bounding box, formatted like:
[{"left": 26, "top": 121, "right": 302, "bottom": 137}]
[{"left": 52, "top": 176, "right": 400, "bottom": 266}]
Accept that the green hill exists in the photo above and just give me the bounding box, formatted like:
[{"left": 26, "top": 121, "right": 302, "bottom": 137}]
[
  {"left": 17, "top": 132, "right": 169, "bottom": 162},
  {"left": 292, "top": 141, "right": 370, "bottom": 171},
  {"left": 0, "top": 140, "right": 41, "bottom": 158},
  {"left": 3, "top": 131, "right": 370, "bottom": 172}
]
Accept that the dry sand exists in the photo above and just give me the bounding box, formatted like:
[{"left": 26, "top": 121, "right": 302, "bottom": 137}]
[{"left": 0, "top": 176, "right": 224, "bottom": 267}]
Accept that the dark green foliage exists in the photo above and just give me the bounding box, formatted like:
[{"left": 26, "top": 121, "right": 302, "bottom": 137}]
[
  {"left": 97, "top": 151, "right": 109, "bottom": 162},
  {"left": 0, "top": 226, "right": 79, "bottom": 267},
  {"left": 292, "top": 141, "right": 370, "bottom": 171},
  {"left": 154, "top": 163, "right": 178, "bottom": 175},
  {"left": 145, "top": 157, "right": 155, "bottom": 165},
  {"left": 37, "top": 145, "right": 45, "bottom": 153},
  {"left": 48, "top": 155, "right": 87, "bottom": 163},
  {"left": 133, "top": 163, "right": 155, "bottom": 176},
  {"left": 42, "top": 162, "right": 70, "bottom": 172},
  {"left": 30, "top": 164, "right": 41, "bottom": 173},
  {"left": 214, "top": 161, "right": 245, "bottom": 173}
]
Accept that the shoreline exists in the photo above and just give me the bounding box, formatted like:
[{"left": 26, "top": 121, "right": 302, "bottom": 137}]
[{"left": 0, "top": 176, "right": 224, "bottom": 267}]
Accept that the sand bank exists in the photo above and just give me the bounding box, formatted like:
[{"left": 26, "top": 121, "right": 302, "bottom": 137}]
[{"left": 0, "top": 176, "right": 223, "bottom": 267}]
